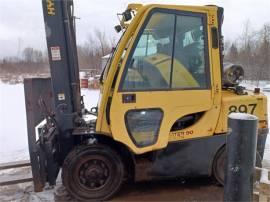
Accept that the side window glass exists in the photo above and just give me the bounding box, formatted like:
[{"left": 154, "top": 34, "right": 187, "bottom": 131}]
[
  {"left": 172, "top": 15, "right": 208, "bottom": 89},
  {"left": 125, "top": 109, "right": 163, "bottom": 147},
  {"left": 121, "top": 12, "right": 175, "bottom": 91}
]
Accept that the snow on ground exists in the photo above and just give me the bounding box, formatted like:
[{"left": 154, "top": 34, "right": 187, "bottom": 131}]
[
  {"left": 0, "top": 82, "right": 100, "bottom": 163},
  {"left": 0, "top": 83, "right": 29, "bottom": 163}
]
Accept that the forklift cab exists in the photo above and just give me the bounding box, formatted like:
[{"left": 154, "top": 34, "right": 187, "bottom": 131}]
[{"left": 98, "top": 5, "right": 222, "bottom": 154}]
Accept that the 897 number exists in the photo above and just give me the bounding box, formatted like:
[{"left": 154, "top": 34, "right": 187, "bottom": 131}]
[{"left": 229, "top": 104, "right": 257, "bottom": 114}]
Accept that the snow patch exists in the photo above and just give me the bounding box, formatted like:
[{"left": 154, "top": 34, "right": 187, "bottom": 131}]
[
  {"left": 229, "top": 112, "right": 258, "bottom": 120},
  {"left": 0, "top": 82, "right": 100, "bottom": 164}
]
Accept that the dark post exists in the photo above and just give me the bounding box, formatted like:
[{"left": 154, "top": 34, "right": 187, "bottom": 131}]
[{"left": 224, "top": 113, "right": 258, "bottom": 202}]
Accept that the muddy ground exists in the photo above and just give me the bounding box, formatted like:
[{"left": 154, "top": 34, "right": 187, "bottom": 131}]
[
  {"left": 113, "top": 178, "right": 223, "bottom": 201},
  {"left": 0, "top": 173, "right": 223, "bottom": 201}
]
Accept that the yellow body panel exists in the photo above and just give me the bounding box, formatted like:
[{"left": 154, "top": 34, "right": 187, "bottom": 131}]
[
  {"left": 168, "top": 105, "right": 220, "bottom": 141},
  {"left": 110, "top": 90, "right": 214, "bottom": 154},
  {"left": 215, "top": 90, "right": 268, "bottom": 133}
]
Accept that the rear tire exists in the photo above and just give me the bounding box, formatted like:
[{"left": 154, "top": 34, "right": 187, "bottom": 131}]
[
  {"left": 212, "top": 146, "right": 226, "bottom": 185},
  {"left": 62, "top": 144, "right": 124, "bottom": 201},
  {"left": 212, "top": 146, "right": 262, "bottom": 185}
]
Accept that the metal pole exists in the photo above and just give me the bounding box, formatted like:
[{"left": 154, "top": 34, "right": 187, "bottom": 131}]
[{"left": 224, "top": 113, "right": 258, "bottom": 202}]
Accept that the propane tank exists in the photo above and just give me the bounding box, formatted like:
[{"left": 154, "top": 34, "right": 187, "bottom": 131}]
[{"left": 222, "top": 63, "right": 244, "bottom": 87}]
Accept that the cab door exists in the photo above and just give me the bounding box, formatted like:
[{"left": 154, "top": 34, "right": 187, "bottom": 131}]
[{"left": 110, "top": 7, "right": 220, "bottom": 154}]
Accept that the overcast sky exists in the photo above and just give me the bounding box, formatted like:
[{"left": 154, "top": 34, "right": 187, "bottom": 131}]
[{"left": 0, "top": 0, "right": 269, "bottom": 59}]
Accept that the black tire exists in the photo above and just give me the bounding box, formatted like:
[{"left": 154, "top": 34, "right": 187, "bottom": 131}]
[
  {"left": 62, "top": 144, "right": 124, "bottom": 201},
  {"left": 212, "top": 146, "right": 262, "bottom": 185},
  {"left": 212, "top": 146, "right": 226, "bottom": 185}
]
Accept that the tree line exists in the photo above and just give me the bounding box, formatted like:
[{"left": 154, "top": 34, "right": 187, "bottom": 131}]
[
  {"left": 225, "top": 21, "right": 270, "bottom": 81},
  {"left": 1, "top": 23, "right": 270, "bottom": 81},
  {"left": 0, "top": 28, "right": 115, "bottom": 78},
  {"left": 0, "top": 47, "right": 49, "bottom": 78}
]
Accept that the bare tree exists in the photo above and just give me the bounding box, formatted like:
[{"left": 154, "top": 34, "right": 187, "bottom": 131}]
[
  {"left": 77, "top": 28, "right": 115, "bottom": 73},
  {"left": 226, "top": 42, "right": 239, "bottom": 63},
  {"left": 237, "top": 20, "right": 256, "bottom": 80},
  {"left": 22, "top": 47, "right": 43, "bottom": 63},
  {"left": 23, "top": 47, "right": 35, "bottom": 63},
  {"left": 224, "top": 21, "right": 270, "bottom": 82},
  {"left": 94, "top": 29, "right": 108, "bottom": 56},
  {"left": 257, "top": 23, "right": 270, "bottom": 80}
]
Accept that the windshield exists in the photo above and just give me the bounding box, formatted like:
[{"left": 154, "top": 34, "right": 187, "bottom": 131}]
[
  {"left": 101, "top": 32, "right": 126, "bottom": 83},
  {"left": 100, "top": 31, "right": 131, "bottom": 83}
]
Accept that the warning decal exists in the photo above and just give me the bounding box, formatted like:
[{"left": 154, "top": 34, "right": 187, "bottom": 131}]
[{"left": 51, "top": 46, "right": 61, "bottom": 61}]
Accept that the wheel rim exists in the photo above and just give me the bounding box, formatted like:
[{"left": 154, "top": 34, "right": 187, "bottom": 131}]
[
  {"left": 73, "top": 156, "right": 113, "bottom": 192},
  {"left": 78, "top": 159, "right": 110, "bottom": 190},
  {"left": 62, "top": 145, "right": 125, "bottom": 201}
]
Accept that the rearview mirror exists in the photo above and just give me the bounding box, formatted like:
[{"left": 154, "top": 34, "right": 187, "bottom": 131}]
[{"left": 123, "top": 9, "right": 132, "bottom": 21}]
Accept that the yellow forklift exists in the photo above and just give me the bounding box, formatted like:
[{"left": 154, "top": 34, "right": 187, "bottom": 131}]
[{"left": 24, "top": 1, "right": 268, "bottom": 201}]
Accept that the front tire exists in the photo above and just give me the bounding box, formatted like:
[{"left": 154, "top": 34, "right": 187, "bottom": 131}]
[{"left": 62, "top": 144, "right": 124, "bottom": 201}]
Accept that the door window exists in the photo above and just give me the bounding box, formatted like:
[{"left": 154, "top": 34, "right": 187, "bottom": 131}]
[
  {"left": 120, "top": 9, "right": 210, "bottom": 91},
  {"left": 172, "top": 15, "right": 208, "bottom": 88},
  {"left": 121, "top": 12, "right": 175, "bottom": 90}
]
